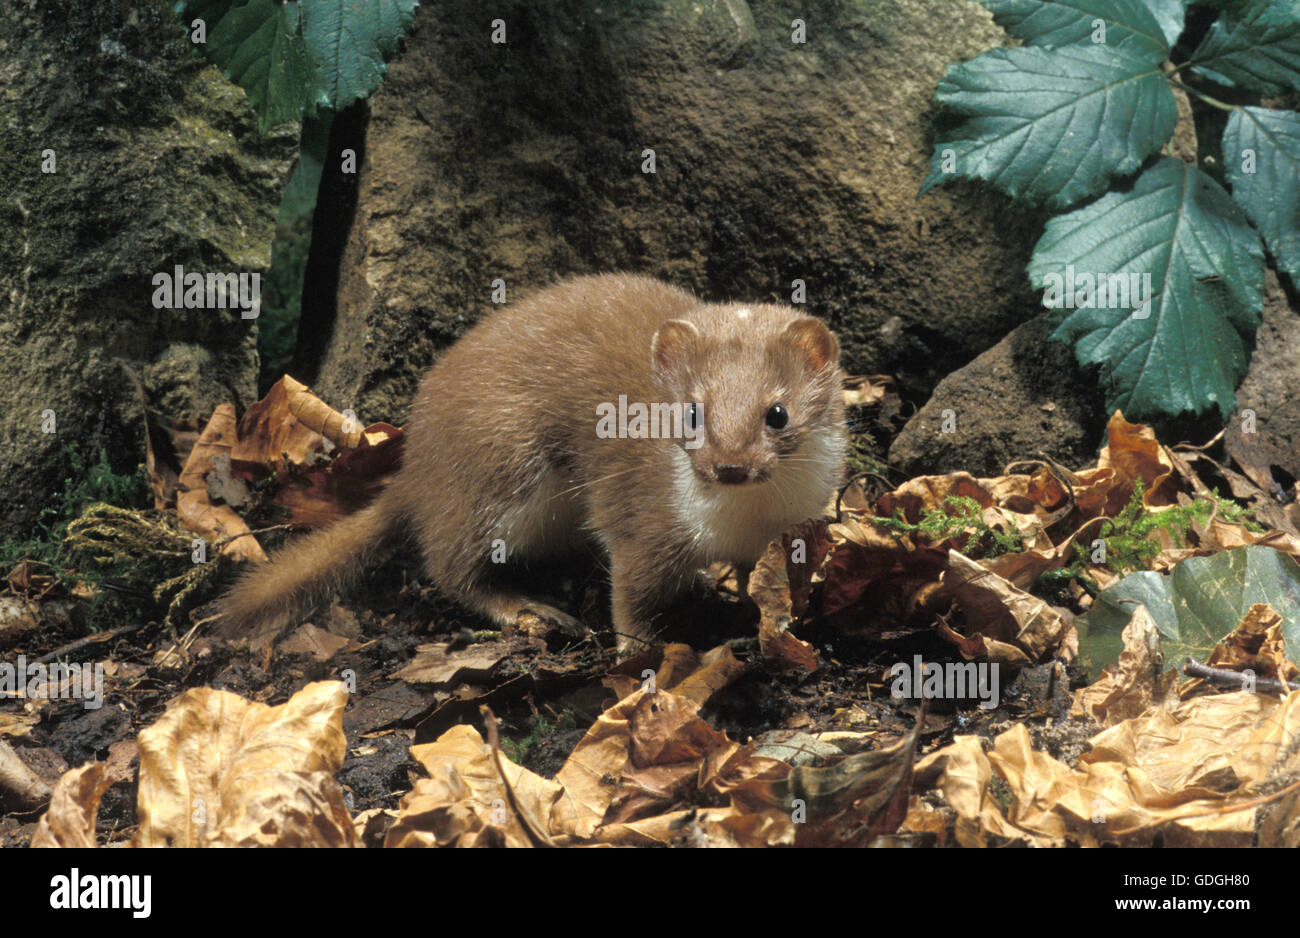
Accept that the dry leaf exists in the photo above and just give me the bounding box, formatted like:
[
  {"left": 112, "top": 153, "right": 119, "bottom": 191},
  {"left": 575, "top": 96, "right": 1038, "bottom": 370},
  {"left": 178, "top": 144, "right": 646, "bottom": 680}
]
[
  {"left": 1070, "top": 605, "right": 1181, "bottom": 726},
  {"left": 30, "top": 762, "right": 109, "bottom": 848},
  {"left": 395, "top": 641, "right": 514, "bottom": 687},
  {"left": 133, "top": 680, "right": 353, "bottom": 847},
  {"left": 176, "top": 404, "right": 265, "bottom": 562},
  {"left": 939, "top": 551, "right": 1075, "bottom": 664}
]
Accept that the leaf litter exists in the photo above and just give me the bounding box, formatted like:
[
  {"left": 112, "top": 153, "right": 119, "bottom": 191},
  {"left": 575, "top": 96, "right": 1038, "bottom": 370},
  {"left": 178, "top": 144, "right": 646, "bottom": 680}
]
[{"left": 9, "top": 376, "right": 1300, "bottom": 847}]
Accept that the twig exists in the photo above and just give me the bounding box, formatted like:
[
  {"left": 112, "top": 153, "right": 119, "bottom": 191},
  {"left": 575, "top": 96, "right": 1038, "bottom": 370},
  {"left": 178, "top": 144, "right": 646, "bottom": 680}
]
[
  {"left": 1184, "top": 656, "right": 1289, "bottom": 695},
  {"left": 480, "top": 705, "right": 555, "bottom": 848},
  {"left": 36, "top": 623, "right": 142, "bottom": 664}
]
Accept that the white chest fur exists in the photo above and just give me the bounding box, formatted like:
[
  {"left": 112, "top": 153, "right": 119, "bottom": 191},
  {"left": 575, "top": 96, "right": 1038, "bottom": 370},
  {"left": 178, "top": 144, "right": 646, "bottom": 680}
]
[{"left": 669, "top": 429, "right": 846, "bottom": 566}]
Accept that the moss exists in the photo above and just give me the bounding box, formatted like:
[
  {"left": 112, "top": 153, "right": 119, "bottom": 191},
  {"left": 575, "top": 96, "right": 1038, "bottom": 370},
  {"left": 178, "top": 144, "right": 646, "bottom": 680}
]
[
  {"left": 500, "top": 710, "right": 580, "bottom": 766},
  {"left": 0, "top": 445, "right": 150, "bottom": 571},
  {"left": 875, "top": 494, "right": 1024, "bottom": 557}
]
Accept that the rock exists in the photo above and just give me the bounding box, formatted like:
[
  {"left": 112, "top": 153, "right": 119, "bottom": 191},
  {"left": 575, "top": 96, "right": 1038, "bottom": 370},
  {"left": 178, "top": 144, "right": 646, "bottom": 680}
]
[
  {"left": 888, "top": 313, "right": 1108, "bottom": 477},
  {"left": 307, "top": 0, "right": 1045, "bottom": 424},
  {"left": 0, "top": 2, "right": 295, "bottom": 536},
  {"left": 1229, "top": 270, "right": 1300, "bottom": 491}
]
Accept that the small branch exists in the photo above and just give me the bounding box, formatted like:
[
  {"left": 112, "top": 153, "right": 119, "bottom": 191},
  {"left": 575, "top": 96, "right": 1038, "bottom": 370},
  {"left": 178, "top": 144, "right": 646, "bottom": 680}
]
[
  {"left": 36, "top": 623, "right": 142, "bottom": 664},
  {"left": 1184, "top": 656, "right": 1289, "bottom": 695}
]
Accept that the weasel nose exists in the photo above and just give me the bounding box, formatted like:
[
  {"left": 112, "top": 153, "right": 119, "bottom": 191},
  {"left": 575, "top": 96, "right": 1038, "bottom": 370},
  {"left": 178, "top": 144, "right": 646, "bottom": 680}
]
[{"left": 713, "top": 464, "right": 749, "bottom": 485}]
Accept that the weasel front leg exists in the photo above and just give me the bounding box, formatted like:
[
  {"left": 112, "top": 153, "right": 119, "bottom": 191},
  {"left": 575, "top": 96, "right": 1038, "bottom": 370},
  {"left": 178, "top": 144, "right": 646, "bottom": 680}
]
[{"left": 609, "top": 544, "right": 696, "bottom": 655}]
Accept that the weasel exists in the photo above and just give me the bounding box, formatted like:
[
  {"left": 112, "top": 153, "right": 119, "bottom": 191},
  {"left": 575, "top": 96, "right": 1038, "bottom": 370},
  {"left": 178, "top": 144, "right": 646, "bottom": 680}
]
[{"left": 217, "top": 274, "right": 847, "bottom": 652}]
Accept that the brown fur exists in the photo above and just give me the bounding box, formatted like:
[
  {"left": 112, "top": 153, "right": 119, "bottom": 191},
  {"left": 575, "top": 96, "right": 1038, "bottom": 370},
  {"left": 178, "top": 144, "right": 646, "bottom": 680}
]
[{"left": 218, "top": 274, "right": 847, "bottom": 651}]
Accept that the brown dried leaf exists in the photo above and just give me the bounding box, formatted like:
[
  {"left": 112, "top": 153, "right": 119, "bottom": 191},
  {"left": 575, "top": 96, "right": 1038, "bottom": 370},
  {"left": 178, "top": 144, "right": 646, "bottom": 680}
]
[
  {"left": 602, "top": 643, "right": 745, "bottom": 705},
  {"left": 842, "top": 374, "right": 897, "bottom": 407},
  {"left": 391, "top": 687, "right": 795, "bottom": 848},
  {"left": 1073, "top": 411, "right": 1178, "bottom": 517},
  {"left": 1202, "top": 602, "right": 1300, "bottom": 686},
  {"left": 30, "top": 762, "right": 109, "bottom": 848},
  {"left": 750, "top": 521, "right": 830, "bottom": 670},
  {"left": 230, "top": 376, "right": 404, "bottom": 529},
  {"left": 920, "top": 691, "right": 1300, "bottom": 846},
  {"left": 939, "top": 551, "right": 1075, "bottom": 664},
  {"left": 395, "top": 641, "right": 514, "bottom": 687},
  {"left": 1070, "top": 605, "right": 1181, "bottom": 727},
  {"left": 176, "top": 404, "right": 265, "bottom": 562},
  {"left": 133, "top": 681, "right": 353, "bottom": 847}
]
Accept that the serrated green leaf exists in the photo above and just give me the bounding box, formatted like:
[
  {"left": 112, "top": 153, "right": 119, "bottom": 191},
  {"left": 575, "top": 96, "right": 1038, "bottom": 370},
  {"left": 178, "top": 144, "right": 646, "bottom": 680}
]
[
  {"left": 1078, "top": 545, "right": 1300, "bottom": 680},
  {"left": 1028, "top": 157, "right": 1264, "bottom": 418},
  {"left": 1223, "top": 107, "right": 1300, "bottom": 280},
  {"left": 176, "top": 0, "right": 418, "bottom": 131},
  {"left": 920, "top": 44, "right": 1177, "bottom": 209},
  {"left": 177, "top": 0, "right": 314, "bottom": 133},
  {"left": 302, "top": 0, "right": 420, "bottom": 112},
  {"left": 1188, "top": 0, "right": 1300, "bottom": 94},
  {"left": 976, "top": 0, "right": 1184, "bottom": 63}
]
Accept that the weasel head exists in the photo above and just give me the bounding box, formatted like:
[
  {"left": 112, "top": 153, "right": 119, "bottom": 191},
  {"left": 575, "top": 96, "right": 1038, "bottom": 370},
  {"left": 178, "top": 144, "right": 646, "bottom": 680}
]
[{"left": 650, "top": 306, "right": 845, "bottom": 488}]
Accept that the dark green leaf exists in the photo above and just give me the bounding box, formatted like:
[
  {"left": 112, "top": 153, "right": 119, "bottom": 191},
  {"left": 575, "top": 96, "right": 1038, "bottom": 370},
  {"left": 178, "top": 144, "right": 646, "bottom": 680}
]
[
  {"left": 176, "top": 0, "right": 419, "bottom": 131},
  {"left": 302, "top": 0, "right": 420, "bottom": 112},
  {"left": 1078, "top": 545, "right": 1300, "bottom": 679},
  {"left": 976, "top": 0, "right": 1184, "bottom": 62},
  {"left": 1222, "top": 107, "right": 1300, "bottom": 280},
  {"left": 1028, "top": 157, "right": 1264, "bottom": 418},
  {"left": 921, "top": 44, "right": 1176, "bottom": 209},
  {"left": 177, "top": 0, "right": 314, "bottom": 133},
  {"left": 1188, "top": 0, "right": 1300, "bottom": 94}
]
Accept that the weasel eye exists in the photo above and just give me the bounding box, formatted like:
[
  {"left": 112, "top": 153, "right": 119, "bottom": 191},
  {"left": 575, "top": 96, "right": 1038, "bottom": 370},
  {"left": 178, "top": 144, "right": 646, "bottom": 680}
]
[
  {"left": 765, "top": 403, "right": 789, "bottom": 430},
  {"left": 686, "top": 402, "right": 702, "bottom": 431}
]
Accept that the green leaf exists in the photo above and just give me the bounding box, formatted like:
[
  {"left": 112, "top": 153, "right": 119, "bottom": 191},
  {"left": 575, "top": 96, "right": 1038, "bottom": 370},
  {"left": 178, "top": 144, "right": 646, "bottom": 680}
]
[
  {"left": 1188, "top": 0, "right": 1300, "bottom": 95},
  {"left": 1078, "top": 545, "right": 1300, "bottom": 679},
  {"left": 301, "top": 0, "right": 420, "bottom": 112},
  {"left": 920, "top": 44, "right": 1177, "bottom": 209},
  {"left": 178, "top": 0, "right": 315, "bottom": 133},
  {"left": 176, "top": 0, "right": 419, "bottom": 132},
  {"left": 1028, "top": 157, "right": 1264, "bottom": 418},
  {"left": 976, "top": 0, "right": 1185, "bottom": 63},
  {"left": 1222, "top": 107, "right": 1300, "bottom": 280}
]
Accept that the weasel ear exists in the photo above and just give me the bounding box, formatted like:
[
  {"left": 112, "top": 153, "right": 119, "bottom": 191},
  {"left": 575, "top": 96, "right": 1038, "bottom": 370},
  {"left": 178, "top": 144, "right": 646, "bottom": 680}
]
[
  {"left": 782, "top": 318, "right": 839, "bottom": 373},
  {"left": 651, "top": 319, "right": 702, "bottom": 376}
]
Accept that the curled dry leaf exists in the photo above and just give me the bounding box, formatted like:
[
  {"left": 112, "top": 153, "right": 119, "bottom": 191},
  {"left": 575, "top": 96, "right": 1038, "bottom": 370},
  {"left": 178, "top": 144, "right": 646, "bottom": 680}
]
[
  {"left": 133, "top": 681, "right": 354, "bottom": 847},
  {"left": 749, "top": 522, "right": 831, "bottom": 670},
  {"left": 176, "top": 404, "right": 265, "bottom": 562},
  {"left": 1070, "top": 605, "right": 1181, "bottom": 727},
  {"left": 1072, "top": 411, "right": 1179, "bottom": 517},
  {"left": 602, "top": 642, "right": 745, "bottom": 705},
  {"left": 230, "top": 376, "right": 404, "bottom": 529},
  {"left": 395, "top": 640, "right": 514, "bottom": 686},
  {"left": 388, "top": 686, "right": 793, "bottom": 848},
  {"left": 841, "top": 374, "right": 897, "bottom": 407},
  {"left": 820, "top": 514, "right": 949, "bottom": 629},
  {"left": 30, "top": 762, "right": 109, "bottom": 848},
  {"left": 919, "top": 690, "right": 1300, "bottom": 846},
  {"left": 939, "top": 552, "right": 1075, "bottom": 665},
  {"left": 1184, "top": 602, "right": 1300, "bottom": 698}
]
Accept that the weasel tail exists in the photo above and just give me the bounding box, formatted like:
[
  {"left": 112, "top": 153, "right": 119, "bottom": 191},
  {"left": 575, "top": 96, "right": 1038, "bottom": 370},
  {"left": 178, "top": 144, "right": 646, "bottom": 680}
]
[{"left": 214, "top": 488, "right": 403, "bottom": 640}]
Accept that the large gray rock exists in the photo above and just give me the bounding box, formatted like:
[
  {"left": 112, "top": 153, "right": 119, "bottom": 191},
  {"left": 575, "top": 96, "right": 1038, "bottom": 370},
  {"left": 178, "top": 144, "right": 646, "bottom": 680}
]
[
  {"left": 0, "top": 0, "right": 295, "bottom": 535},
  {"left": 309, "top": 0, "right": 1045, "bottom": 425},
  {"left": 888, "top": 313, "right": 1108, "bottom": 478}
]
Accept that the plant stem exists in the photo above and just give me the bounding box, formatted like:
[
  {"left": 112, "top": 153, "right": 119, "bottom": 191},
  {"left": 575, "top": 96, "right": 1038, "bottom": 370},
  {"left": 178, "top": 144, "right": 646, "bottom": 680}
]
[{"left": 1167, "top": 77, "right": 1238, "bottom": 112}]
